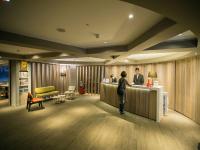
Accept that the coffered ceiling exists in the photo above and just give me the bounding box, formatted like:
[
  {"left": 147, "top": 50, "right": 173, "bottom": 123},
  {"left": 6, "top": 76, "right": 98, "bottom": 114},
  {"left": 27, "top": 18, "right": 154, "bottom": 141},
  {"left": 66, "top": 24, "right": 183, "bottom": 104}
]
[
  {"left": 0, "top": 0, "right": 162, "bottom": 48},
  {"left": 0, "top": 0, "right": 199, "bottom": 64}
]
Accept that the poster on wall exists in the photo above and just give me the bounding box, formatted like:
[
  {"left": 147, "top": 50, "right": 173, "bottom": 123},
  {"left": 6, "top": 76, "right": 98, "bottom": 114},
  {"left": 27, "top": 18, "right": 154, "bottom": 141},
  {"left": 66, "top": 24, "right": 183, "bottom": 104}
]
[
  {"left": 20, "top": 61, "right": 28, "bottom": 72},
  {"left": 0, "top": 65, "right": 9, "bottom": 83}
]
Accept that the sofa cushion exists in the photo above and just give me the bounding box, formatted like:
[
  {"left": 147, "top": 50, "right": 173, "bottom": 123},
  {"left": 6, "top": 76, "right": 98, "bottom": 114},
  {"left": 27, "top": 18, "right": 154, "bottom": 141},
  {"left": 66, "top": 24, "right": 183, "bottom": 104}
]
[
  {"left": 35, "top": 86, "right": 56, "bottom": 94},
  {"left": 36, "top": 91, "right": 59, "bottom": 97},
  {"left": 32, "top": 98, "right": 43, "bottom": 102}
]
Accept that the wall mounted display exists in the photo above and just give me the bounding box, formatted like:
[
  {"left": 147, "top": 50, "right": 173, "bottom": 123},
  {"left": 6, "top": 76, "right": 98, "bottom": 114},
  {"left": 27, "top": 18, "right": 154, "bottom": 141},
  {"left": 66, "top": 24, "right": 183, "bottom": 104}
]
[{"left": 20, "top": 61, "right": 28, "bottom": 72}]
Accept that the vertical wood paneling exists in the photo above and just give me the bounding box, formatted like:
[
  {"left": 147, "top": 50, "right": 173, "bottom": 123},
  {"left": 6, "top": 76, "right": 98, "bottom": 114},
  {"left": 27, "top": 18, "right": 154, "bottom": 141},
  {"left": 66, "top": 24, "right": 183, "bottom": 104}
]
[
  {"left": 49, "top": 65, "right": 53, "bottom": 86},
  {"left": 77, "top": 65, "right": 105, "bottom": 94},
  {"left": 37, "top": 63, "right": 42, "bottom": 87},
  {"left": 105, "top": 63, "right": 176, "bottom": 110},
  {"left": 53, "top": 64, "right": 57, "bottom": 88},
  {"left": 77, "top": 66, "right": 80, "bottom": 90},
  {"left": 94, "top": 66, "right": 97, "bottom": 93},
  {"left": 46, "top": 64, "right": 49, "bottom": 86},
  {"left": 97, "top": 66, "right": 101, "bottom": 93},
  {"left": 41, "top": 64, "right": 45, "bottom": 87},
  {"left": 175, "top": 57, "right": 198, "bottom": 123},
  {"left": 31, "top": 63, "right": 75, "bottom": 95},
  {"left": 31, "top": 63, "right": 36, "bottom": 94},
  {"left": 196, "top": 56, "right": 200, "bottom": 124},
  {"left": 88, "top": 66, "right": 90, "bottom": 93},
  {"left": 83, "top": 66, "right": 86, "bottom": 91},
  {"left": 91, "top": 66, "right": 94, "bottom": 93},
  {"left": 85, "top": 66, "right": 89, "bottom": 92},
  {"left": 56, "top": 64, "right": 60, "bottom": 91}
]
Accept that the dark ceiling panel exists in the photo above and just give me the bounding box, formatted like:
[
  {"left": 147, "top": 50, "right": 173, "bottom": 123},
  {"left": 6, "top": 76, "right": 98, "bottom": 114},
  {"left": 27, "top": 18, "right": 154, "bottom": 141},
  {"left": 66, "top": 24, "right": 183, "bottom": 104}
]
[
  {"left": 0, "top": 30, "right": 85, "bottom": 55},
  {"left": 145, "top": 38, "right": 198, "bottom": 50}
]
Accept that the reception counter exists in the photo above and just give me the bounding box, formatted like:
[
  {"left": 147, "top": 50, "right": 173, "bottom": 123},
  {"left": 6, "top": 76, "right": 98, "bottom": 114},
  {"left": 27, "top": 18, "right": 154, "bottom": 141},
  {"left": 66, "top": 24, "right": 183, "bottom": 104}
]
[{"left": 100, "top": 83, "right": 164, "bottom": 122}]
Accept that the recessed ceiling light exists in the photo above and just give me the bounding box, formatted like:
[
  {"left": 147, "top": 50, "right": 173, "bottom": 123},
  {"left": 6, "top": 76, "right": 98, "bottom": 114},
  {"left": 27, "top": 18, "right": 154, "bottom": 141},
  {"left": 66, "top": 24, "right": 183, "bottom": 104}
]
[
  {"left": 104, "top": 42, "right": 108, "bottom": 44},
  {"left": 60, "top": 53, "right": 69, "bottom": 57},
  {"left": 32, "top": 55, "right": 40, "bottom": 59},
  {"left": 86, "top": 23, "right": 90, "bottom": 27},
  {"left": 128, "top": 14, "right": 134, "bottom": 19},
  {"left": 3, "top": 0, "right": 10, "bottom": 2}
]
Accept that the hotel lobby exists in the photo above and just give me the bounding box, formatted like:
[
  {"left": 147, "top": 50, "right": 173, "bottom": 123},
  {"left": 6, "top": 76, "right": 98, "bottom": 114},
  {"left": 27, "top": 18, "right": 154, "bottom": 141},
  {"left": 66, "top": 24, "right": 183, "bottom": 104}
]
[{"left": 0, "top": 0, "right": 200, "bottom": 150}]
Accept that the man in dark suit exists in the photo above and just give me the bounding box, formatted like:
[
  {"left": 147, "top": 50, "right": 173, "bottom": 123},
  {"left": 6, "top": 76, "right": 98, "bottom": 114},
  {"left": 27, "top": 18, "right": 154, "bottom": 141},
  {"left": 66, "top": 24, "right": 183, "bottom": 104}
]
[{"left": 133, "top": 67, "right": 144, "bottom": 85}]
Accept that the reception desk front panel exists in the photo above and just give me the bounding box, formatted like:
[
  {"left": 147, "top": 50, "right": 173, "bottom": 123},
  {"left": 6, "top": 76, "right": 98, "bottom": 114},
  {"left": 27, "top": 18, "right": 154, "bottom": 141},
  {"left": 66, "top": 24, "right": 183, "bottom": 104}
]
[{"left": 100, "top": 83, "right": 163, "bottom": 122}]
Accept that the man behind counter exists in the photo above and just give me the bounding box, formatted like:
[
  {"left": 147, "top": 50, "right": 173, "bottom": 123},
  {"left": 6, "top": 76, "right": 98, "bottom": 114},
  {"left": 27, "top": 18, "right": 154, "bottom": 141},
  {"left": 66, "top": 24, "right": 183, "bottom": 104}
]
[{"left": 133, "top": 67, "right": 144, "bottom": 85}]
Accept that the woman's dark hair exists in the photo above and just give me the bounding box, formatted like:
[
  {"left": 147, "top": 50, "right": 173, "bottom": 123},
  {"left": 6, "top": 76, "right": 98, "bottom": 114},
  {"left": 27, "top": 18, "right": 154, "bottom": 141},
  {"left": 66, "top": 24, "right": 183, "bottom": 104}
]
[
  {"left": 121, "top": 71, "right": 127, "bottom": 77},
  {"left": 135, "top": 67, "right": 139, "bottom": 71}
]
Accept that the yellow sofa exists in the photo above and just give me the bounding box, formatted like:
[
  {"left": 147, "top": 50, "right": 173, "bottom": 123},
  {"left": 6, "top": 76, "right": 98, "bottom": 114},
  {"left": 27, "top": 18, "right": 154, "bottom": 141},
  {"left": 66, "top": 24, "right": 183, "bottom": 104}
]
[{"left": 35, "top": 86, "right": 59, "bottom": 98}]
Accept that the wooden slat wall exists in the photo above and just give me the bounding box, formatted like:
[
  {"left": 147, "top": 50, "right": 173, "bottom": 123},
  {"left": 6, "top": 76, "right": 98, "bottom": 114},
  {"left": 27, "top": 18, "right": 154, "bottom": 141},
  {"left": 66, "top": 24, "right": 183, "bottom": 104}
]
[
  {"left": 196, "top": 56, "right": 200, "bottom": 124},
  {"left": 77, "top": 65, "right": 105, "bottom": 94},
  {"left": 100, "top": 83, "right": 157, "bottom": 121},
  {"left": 105, "top": 62, "right": 176, "bottom": 109},
  {"left": 31, "top": 63, "right": 77, "bottom": 95},
  {"left": 175, "top": 56, "right": 200, "bottom": 124}
]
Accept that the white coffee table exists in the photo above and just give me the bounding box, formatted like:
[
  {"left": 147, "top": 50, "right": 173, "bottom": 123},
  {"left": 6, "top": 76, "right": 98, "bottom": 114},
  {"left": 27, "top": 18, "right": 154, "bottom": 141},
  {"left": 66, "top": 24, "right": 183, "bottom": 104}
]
[
  {"left": 52, "top": 95, "right": 65, "bottom": 104},
  {"left": 59, "top": 94, "right": 65, "bottom": 103}
]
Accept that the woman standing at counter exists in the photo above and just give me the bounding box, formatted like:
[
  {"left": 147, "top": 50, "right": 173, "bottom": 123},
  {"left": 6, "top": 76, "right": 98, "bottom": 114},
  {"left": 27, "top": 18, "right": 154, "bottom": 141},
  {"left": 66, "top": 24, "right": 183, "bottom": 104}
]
[{"left": 117, "top": 71, "right": 131, "bottom": 115}]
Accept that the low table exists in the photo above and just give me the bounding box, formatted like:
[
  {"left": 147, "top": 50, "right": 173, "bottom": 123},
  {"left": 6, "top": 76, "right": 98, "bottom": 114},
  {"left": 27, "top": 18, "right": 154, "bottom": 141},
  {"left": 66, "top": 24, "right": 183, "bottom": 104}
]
[
  {"left": 65, "top": 91, "right": 75, "bottom": 100},
  {"left": 52, "top": 95, "right": 65, "bottom": 104},
  {"left": 59, "top": 95, "right": 65, "bottom": 102}
]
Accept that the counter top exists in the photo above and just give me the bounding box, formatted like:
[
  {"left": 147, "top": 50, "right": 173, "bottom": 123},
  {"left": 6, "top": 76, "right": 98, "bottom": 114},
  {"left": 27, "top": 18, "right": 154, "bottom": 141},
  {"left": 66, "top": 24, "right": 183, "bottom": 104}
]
[{"left": 102, "top": 82, "right": 163, "bottom": 90}]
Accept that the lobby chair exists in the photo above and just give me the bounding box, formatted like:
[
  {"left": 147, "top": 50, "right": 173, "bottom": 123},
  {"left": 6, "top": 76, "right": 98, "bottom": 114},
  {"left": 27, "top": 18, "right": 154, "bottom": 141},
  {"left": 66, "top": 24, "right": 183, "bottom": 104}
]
[
  {"left": 65, "top": 86, "right": 76, "bottom": 100},
  {"left": 26, "top": 92, "right": 44, "bottom": 112}
]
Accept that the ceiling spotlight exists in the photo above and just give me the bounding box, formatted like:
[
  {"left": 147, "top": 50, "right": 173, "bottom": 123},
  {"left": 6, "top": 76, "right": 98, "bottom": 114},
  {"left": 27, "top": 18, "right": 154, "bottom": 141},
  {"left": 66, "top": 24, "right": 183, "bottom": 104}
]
[
  {"left": 3, "top": 0, "right": 10, "bottom": 2},
  {"left": 104, "top": 41, "right": 108, "bottom": 44},
  {"left": 111, "top": 55, "right": 119, "bottom": 59},
  {"left": 128, "top": 14, "right": 134, "bottom": 19},
  {"left": 56, "top": 28, "right": 66, "bottom": 33}
]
